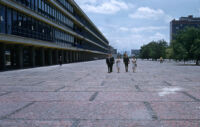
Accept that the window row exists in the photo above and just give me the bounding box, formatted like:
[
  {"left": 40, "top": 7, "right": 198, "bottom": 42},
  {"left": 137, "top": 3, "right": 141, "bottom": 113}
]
[
  {"left": 13, "top": 0, "right": 74, "bottom": 29},
  {"left": 56, "top": 0, "right": 73, "bottom": 14},
  {"left": 0, "top": 4, "right": 108, "bottom": 53}
]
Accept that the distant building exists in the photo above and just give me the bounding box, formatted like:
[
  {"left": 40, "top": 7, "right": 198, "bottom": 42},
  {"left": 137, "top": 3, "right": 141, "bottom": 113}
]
[
  {"left": 131, "top": 49, "right": 140, "bottom": 57},
  {"left": 170, "top": 15, "right": 200, "bottom": 42},
  {"left": 108, "top": 46, "right": 117, "bottom": 57}
]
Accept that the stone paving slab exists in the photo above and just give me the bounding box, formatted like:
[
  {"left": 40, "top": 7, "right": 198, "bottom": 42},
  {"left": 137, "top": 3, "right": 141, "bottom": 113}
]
[
  {"left": 0, "top": 92, "right": 94, "bottom": 102},
  {"left": 151, "top": 102, "right": 200, "bottom": 119},
  {"left": 0, "top": 60, "right": 200, "bottom": 126},
  {"left": 95, "top": 92, "right": 194, "bottom": 102},
  {"left": 8, "top": 101, "right": 151, "bottom": 120}
]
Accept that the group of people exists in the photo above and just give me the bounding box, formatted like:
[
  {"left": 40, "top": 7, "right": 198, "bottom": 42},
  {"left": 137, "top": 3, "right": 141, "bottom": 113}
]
[{"left": 106, "top": 53, "right": 137, "bottom": 73}]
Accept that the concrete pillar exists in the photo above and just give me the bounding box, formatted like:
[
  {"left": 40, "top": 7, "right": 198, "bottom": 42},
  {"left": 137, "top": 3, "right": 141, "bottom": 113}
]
[
  {"left": 0, "top": 43, "right": 6, "bottom": 70},
  {"left": 40, "top": 48, "right": 45, "bottom": 66},
  {"left": 16, "top": 45, "right": 23, "bottom": 69},
  {"left": 30, "top": 46, "right": 35, "bottom": 67},
  {"left": 55, "top": 50, "right": 58, "bottom": 64},
  {"left": 10, "top": 46, "right": 15, "bottom": 67},
  {"left": 48, "top": 49, "right": 52, "bottom": 65}
]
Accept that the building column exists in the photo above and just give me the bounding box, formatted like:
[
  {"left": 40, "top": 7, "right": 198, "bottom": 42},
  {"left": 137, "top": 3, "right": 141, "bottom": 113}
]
[
  {"left": 0, "top": 43, "right": 6, "bottom": 70},
  {"left": 54, "top": 50, "right": 58, "bottom": 64},
  {"left": 48, "top": 49, "right": 52, "bottom": 65},
  {"left": 40, "top": 48, "right": 45, "bottom": 66},
  {"left": 16, "top": 45, "right": 23, "bottom": 69},
  {"left": 30, "top": 46, "right": 35, "bottom": 67}
]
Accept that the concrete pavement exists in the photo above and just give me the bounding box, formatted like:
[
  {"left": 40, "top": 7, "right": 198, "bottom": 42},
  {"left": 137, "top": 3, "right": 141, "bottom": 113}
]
[{"left": 0, "top": 60, "right": 200, "bottom": 127}]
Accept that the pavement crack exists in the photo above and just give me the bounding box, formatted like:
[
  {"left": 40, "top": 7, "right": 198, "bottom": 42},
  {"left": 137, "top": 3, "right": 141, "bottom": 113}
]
[
  {"left": 31, "top": 81, "right": 45, "bottom": 86},
  {"left": 143, "top": 102, "right": 158, "bottom": 120},
  {"left": 181, "top": 91, "right": 200, "bottom": 102},
  {"left": 0, "top": 102, "right": 35, "bottom": 120},
  {"left": 89, "top": 92, "right": 99, "bottom": 101}
]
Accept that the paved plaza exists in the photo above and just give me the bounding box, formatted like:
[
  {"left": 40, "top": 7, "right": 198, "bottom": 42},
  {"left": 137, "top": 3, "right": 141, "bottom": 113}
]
[{"left": 0, "top": 60, "right": 200, "bottom": 127}]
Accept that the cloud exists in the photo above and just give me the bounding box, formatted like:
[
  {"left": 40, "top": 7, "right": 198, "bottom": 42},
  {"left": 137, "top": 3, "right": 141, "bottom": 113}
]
[
  {"left": 118, "top": 26, "right": 167, "bottom": 33},
  {"left": 129, "top": 7, "right": 173, "bottom": 23},
  {"left": 119, "top": 27, "right": 129, "bottom": 32},
  {"left": 77, "top": 0, "right": 131, "bottom": 14},
  {"left": 131, "top": 26, "right": 167, "bottom": 33}
]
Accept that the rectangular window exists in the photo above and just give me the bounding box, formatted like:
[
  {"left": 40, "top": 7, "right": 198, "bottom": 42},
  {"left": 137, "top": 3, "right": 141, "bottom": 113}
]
[
  {"left": 7, "top": 8, "right": 12, "bottom": 34},
  {"left": 0, "top": 4, "right": 6, "bottom": 33}
]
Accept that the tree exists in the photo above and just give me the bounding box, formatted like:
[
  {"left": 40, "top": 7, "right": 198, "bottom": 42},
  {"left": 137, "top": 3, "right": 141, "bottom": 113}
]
[
  {"left": 171, "top": 27, "right": 200, "bottom": 65},
  {"left": 139, "top": 40, "right": 168, "bottom": 60}
]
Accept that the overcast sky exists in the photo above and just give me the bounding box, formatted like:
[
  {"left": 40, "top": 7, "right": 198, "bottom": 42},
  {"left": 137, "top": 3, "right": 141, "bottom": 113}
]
[{"left": 74, "top": 0, "right": 200, "bottom": 52}]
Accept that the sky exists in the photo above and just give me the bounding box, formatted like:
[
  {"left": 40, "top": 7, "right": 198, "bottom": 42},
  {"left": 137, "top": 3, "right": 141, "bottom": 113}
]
[{"left": 74, "top": 0, "right": 200, "bottom": 52}]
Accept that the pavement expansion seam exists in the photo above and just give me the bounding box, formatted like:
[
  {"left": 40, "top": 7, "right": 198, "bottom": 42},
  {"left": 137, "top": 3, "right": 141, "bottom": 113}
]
[
  {"left": 89, "top": 92, "right": 99, "bottom": 101},
  {"left": 143, "top": 101, "right": 158, "bottom": 120},
  {"left": 0, "top": 102, "right": 35, "bottom": 120},
  {"left": 181, "top": 91, "right": 200, "bottom": 102}
]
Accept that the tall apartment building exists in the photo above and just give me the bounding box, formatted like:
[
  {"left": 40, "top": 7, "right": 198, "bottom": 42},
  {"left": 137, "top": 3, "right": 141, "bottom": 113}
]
[
  {"left": 170, "top": 15, "right": 200, "bottom": 42},
  {"left": 0, "top": 0, "right": 109, "bottom": 70}
]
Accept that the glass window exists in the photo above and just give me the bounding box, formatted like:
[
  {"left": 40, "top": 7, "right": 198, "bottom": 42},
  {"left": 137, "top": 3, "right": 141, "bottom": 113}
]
[
  {"left": 31, "top": 0, "right": 34, "bottom": 9},
  {"left": 7, "top": 8, "right": 12, "bottom": 34},
  {"left": 0, "top": 4, "right": 6, "bottom": 33}
]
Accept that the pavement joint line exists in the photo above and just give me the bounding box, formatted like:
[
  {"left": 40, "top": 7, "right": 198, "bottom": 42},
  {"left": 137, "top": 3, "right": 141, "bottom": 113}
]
[
  {"left": 54, "top": 86, "right": 67, "bottom": 92},
  {"left": 71, "top": 119, "right": 80, "bottom": 127},
  {"left": 0, "top": 91, "right": 12, "bottom": 97},
  {"left": 135, "top": 85, "right": 142, "bottom": 92},
  {"left": 89, "top": 92, "right": 99, "bottom": 101},
  {"left": 143, "top": 101, "right": 158, "bottom": 120},
  {"left": 181, "top": 91, "right": 200, "bottom": 102},
  {"left": 163, "top": 81, "right": 172, "bottom": 86},
  {"left": 0, "top": 102, "right": 35, "bottom": 120}
]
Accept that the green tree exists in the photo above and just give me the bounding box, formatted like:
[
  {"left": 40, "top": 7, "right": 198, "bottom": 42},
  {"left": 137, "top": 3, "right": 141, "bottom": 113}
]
[{"left": 172, "top": 27, "right": 200, "bottom": 65}]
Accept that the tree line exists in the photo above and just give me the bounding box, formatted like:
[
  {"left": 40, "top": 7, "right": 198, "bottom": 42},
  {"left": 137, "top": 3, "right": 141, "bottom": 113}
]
[{"left": 139, "top": 27, "right": 200, "bottom": 65}]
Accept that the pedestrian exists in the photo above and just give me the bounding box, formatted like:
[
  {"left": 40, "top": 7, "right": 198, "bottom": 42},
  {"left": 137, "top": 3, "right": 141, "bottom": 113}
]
[
  {"left": 106, "top": 54, "right": 115, "bottom": 73},
  {"left": 59, "top": 56, "right": 62, "bottom": 66},
  {"left": 123, "top": 53, "right": 130, "bottom": 72},
  {"left": 160, "top": 57, "right": 163, "bottom": 63},
  {"left": 116, "top": 55, "right": 121, "bottom": 73},
  {"left": 131, "top": 56, "right": 137, "bottom": 72}
]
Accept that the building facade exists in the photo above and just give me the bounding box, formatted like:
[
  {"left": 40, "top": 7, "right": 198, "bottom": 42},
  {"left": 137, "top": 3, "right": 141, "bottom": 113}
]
[
  {"left": 131, "top": 49, "right": 140, "bottom": 57},
  {"left": 170, "top": 15, "right": 200, "bottom": 42},
  {"left": 0, "top": 0, "right": 109, "bottom": 70}
]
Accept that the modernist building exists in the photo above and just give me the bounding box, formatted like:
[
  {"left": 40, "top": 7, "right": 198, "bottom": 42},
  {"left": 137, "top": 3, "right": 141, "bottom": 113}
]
[
  {"left": 0, "top": 0, "right": 109, "bottom": 70},
  {"left": 131, "top": 49, "right": 140, "bottom": 57},
  {"left": 170, "top": 15, "right": 200, "bottom": 42}
]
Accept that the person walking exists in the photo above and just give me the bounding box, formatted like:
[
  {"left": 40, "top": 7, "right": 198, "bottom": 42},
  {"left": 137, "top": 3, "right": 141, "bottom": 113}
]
[
  {"left": 123, "top": 53, "right": 130, "bottom": 72},
  {"left": 106, "top": 54, "right": 115, "bottom": 73},
  {"left": 131, "top": 56, "right": 137, "bottom": 72},
  {"left": 116, "top": 55, "right": 121, "bottom": 73}
]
